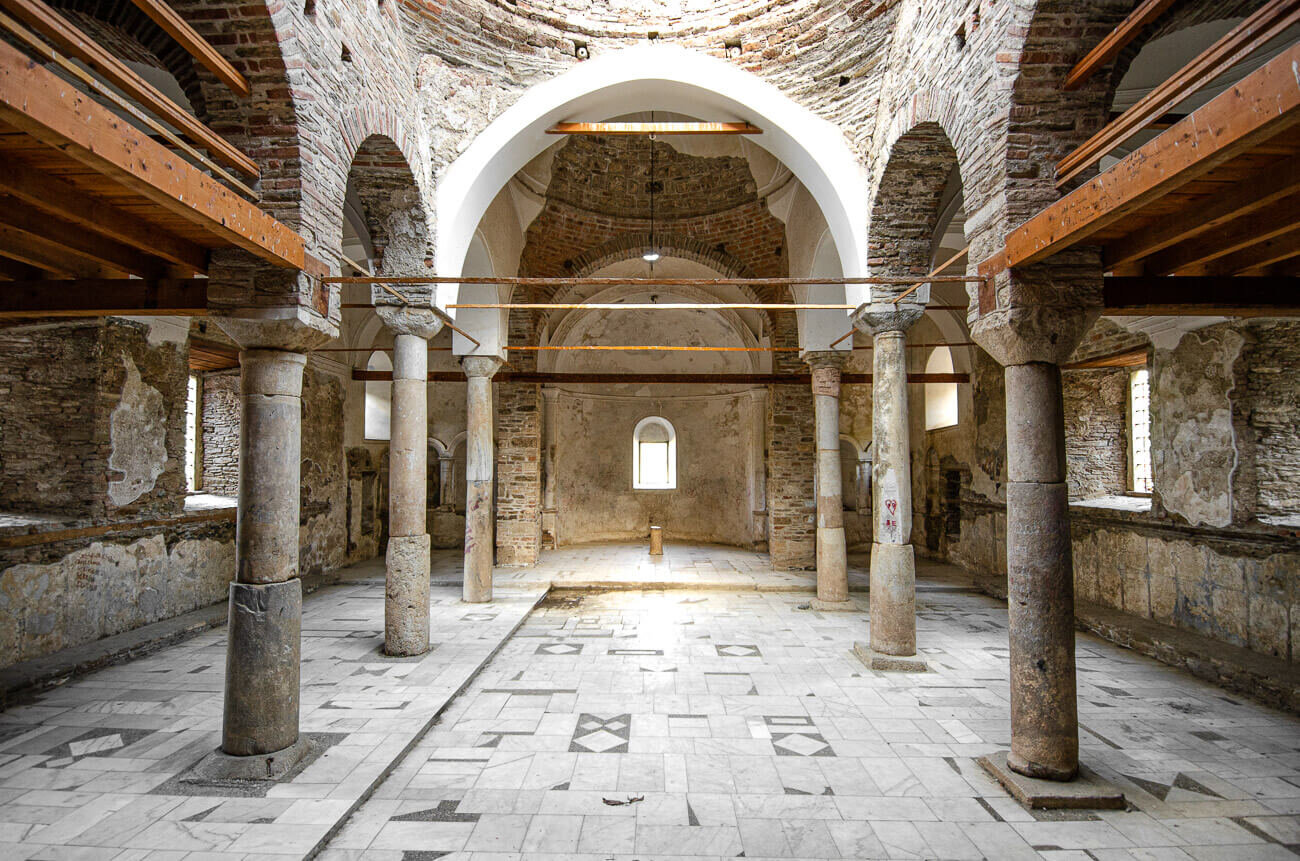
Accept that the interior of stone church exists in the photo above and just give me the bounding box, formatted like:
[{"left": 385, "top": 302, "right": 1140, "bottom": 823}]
[{"left": 0, "top": 0, "right": 1298, "bottom": 857}]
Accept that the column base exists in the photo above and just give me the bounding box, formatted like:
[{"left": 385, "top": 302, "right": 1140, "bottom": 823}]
[
  {"left": 809, "top": 598, "right": 857, "bottom": 612},
  {"left": 853, "top": 641, "right": 928, "bottom": 672},
  {"left": 385, "top": 534, "right": 431, "bottom": 657},
  {"left": 978, "top": 751, "right": 1125, "bottom": 810},
  {"left": 191, "top": 734, "right": 314, "bottom": 782}
]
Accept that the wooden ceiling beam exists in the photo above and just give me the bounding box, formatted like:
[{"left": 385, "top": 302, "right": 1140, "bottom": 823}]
[
  {"left": 0, "top": 158, "right": 209, "bottom": 274},
  {"left": 0, "top": 224, "right": 114, "bottom": 278},
  {"left": 1144, "top": 197, "right": 1300, "bottom": 276},
  {"left": 0, "top": 255, "right": 39, "bottom": 280},
  {"left": 1104, "top": 157, "right": 1300, "bottom": 269},
  {"left": 0, "top": 0, "right": 259, "bottom": 177},
  {"left": 353, "top": 370, "right": 970, "bottom": 385},
  {"left": 125, "top": 0, "right": 250, "bottom": 97},
  {"left": 1056, "top": 0, "right": 1300, "bottom": 187},
  {"left": 1201, "top": 230, "right": 1300, "bottom": 276},
  {"left": 1005, "top": 40, "right": 1300, "bottom": 268},
  {"left": 1062, "top": 346, "right": 1149, "bottom": 370},
  {"left": 547, "top": 122, "right": 762, "bottom": 135},
  {"left": 0, "top": 197, "right": 167, "bottom": 278},
  {"left": 0, "top": 37, "right": 309, "bottom": 271},
  {"left": 0, "top": 277, "right": 208, "bottom": 318},
  {"left": 1103, "top": 276, "right": 1300, "bottom": 316},
  {"left": 1063, "top": 0, "right": 1178, "bottom": 91}
]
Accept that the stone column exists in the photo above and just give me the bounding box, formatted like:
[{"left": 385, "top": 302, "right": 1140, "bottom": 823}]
[
  {"left": 804, "top": 352, "right": 850, "bottom": 607},
  {"left": 378, "top": 307, "right": 442, "bottom": 656},
  {"left": 852, "top": 304, "right": 926, "bottom": 671},
  {"left": 972, "top": 301, "right": 1099, "bottom": 786},
  {"left": 541, "top": 385, "right": 559, "bottom": 546},
  {"left": 462, "top": 355, "right": 503, "bottom": 603},
  {"left": 747, "top": 388, "right": 768, "bottom": 548}
]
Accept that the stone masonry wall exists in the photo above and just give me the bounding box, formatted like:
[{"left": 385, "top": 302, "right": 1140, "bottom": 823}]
[
  {"left": 496, "top": 381, "right": 542, "bottom": 566},
  {"left": 200, "top": 371, "right": 240, "bottom": 496},
  {"left": 767, "top": 315, "right": 815, "bottom": 569},
  {"left": 1062, "top": 368, "right": 1128, "bottom": 501},
  {"left": 1247, "top": 321, "right": 1300, "bottom": 522}
]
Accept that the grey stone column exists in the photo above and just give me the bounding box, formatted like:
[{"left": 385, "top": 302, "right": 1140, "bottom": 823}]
[
  {"left": 804, "top": 351, "right": 850, "bottom": 606},
  {"left": 377, "top": 308, "right": 442, "bottom": 656},
  {"left": 541, "top": 385, "right": 559, "bottom": 545},
  {"left": 852, "top": 304, "right": 926, "bottom": 671},
  {"left": 225, "top": 348, "right": 308, "bottom": 758},
  {"left": 973, "top": 301, "right": 1098, "bottom": 784},
  {"left": 462, "top": 355, "right": 503, "bottom": 603}
]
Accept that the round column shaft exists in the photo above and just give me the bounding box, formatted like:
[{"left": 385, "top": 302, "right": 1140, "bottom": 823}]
[
  {"left": 384, "top": 331, "right": 432, "bottom": 655},
  {"left": 462, "top": 356, "right": 503, "bottom": 603},
  {"left": 223, "top": 348, "right": 306, "bottom": 757},
  {"left": 806, "top": 352, "right": 848, "bottom": 604},
  {"left": 1005, "top": 361, "right": 1078, "bottom": 781}
]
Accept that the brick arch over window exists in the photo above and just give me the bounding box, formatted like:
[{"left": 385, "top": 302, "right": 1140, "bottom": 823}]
[
  {"left": 344, "top": 131, "right": 432, "bottom": 277},
  {"left": 867, "top": 121, "right": 961, "bottom": 288}
]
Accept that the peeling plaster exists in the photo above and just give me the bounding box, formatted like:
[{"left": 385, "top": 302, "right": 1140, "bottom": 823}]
[{"left": 107, "top": 354, "right": 168, "bottom": 507}]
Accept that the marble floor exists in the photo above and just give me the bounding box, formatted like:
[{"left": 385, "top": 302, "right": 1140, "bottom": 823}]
[{"left": 2, "top": 544, "right": 1299, "bottom": 860}]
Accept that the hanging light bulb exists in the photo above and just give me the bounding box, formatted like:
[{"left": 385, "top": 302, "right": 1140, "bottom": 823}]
[{"left": 643, "top": 116, "right": 660, "bottom": 263}]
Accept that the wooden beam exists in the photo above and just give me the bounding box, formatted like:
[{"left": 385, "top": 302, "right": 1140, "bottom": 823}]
[
  {"left": 0, "top": 37, "right": 309, "bottom": 271},
  {"left": 0, "top": 157, "right": 208, "bottom": 274},
  {"left": 0, "top": 224, "right": 112, "bottom": 277},
  {"left": 0, "top": 198, "right": 165, "bottom": 277},
  {"left": 1063, "top": 0, "right": 1178, "bottom": 90},
  {"left": 0, "top": 507, "right": 233, "bottom": 550},
  {"left": 547, "top": 122, "right": 762, "bottom": 135},
  {"left": 451, "top": 303, "right": 857, "bottom": 311},
  {"left": 1062, "top": 346, "right": 1149, "bottom": 370},
  {"left": 0, "top": 256, "right": 39, "bottom": 280},
  {"left": 1104, "top": 158, "right": 1300, "bottom": 269},
  {"left": 0, "top": 278, "right": 208, "bottom": 318},
  {"left": 1143, "top": 197, "right": 1300, "bottom": 275},
  {"left": 1201, "top": 229, "right": 1300, "bottom": 276},
  {"left": 0, "top": 0, "right": 259, "bottom": 177},
  {"left": 1005, "top": 41, "right": 1300, "bottom": 268},
  {"left": 125, "top": 0, "right": 250, "bottom": 97},
  {"left": 1056, "top": 0, "right": 1300, "bottom": 186},
  {"left": 352, "top": 370, "right": 971, "bottom": 385},
  {"left": 1102, "top": 276, "right": 1300, "bottom": 316},
  {"left": 326, "top": 275, "right": 981, "bottom": 286}
]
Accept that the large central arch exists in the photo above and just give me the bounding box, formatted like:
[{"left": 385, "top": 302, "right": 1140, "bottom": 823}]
[{"left": 436, "top": 43, "right": 868, "bottom": 351}]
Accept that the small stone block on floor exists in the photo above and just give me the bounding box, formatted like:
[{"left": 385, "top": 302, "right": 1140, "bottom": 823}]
[
  {"left": 853, "top": 641, "right": 928, "bottom": 672},
  {"left": 978, "top": 750, "right": 1126, "bottom": 810},
  {"left": 810, "top": 598, "right": 857, "bottom": 611}
]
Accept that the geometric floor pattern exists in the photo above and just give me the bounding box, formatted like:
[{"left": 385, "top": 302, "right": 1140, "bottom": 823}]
[
  {"left": 1, "top": 543, "right": 1298, "bottom": 859},
  {"left": 323, "top": 578, "right": 1300, "bottom": 860}
]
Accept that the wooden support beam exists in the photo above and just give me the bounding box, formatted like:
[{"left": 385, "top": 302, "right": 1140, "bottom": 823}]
[
  {"left": 1201, "top": 229, "right": 1300, "bottom": 276},
  {"left": 0, "top": 224, "right": 113, "bottom": 277},
  {"left": 325, "top": 275, "right": 982, "bottom": 286},
  {"left": 547, "top": 122, "right": 762, "bottom": 135},
  {"left": 451, "top": 303, "right": 857, "bottom": 311},
  {"left": 1062, "top": 347, "right": 1149, "bottom": 370},
  {"left": 0, "top": 278, "right": 208, "bottom": 318},
  {"left": 0, "top": 256, "right": 39, "bottom": 280},
  {"left": 1104, "top": 158, "right": 1300, "bottom": 269},
  {"left": 1063, "top": 0, "right": 1178, "bottom": 90},
  {"left": 1005, "top": 41, "right": 1300, "bottom": 268},
  {"left": 1102, "top": 276, "right": 1300, "bottom": 316},
  {"left": 126, "top": 0, "right": 249, "bottom": 97},
  {"left": 0, "top": 37, "right": 309, "bottom": 271},
  {"left": 0, "top": 198, "right": 166, "bottom": 277},
  {"left": 352, "top": 370, "right": 971, "bottom": 385},
  {"left": 0, "top": 0, "right": 259, "bottom": 177},
  {"left": 0, "top": 157, "right": 209, "bottom": 274},
  {"left": 1055, "top": 0, "right": 1300, "bottom": 187},
  {"left": 1143, "top": 197, "right": 1300, "bottom": 275}
]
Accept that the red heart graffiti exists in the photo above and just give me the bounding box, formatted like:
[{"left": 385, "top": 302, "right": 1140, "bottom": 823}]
[{"left": 885, "top": 499, "right": 897, "bottom": 515}]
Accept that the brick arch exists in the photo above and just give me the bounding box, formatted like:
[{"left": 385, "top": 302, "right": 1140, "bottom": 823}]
[
  {"left": 571, "top": 234, "right": 755, "bottom": 280},
  {"left": 343, "top": 130, "right": 432, "bottom": 278},
  {"left": 867, "top": 120, "right": 961, "bottom": 286}
]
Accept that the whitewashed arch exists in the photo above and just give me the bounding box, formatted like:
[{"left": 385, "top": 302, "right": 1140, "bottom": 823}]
[{"left": 437, "top": 43, "right": 867, "bottom": 353}]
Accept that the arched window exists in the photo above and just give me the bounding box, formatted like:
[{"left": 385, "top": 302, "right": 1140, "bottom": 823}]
[
  {"left": 633, "top": 416, "right": 676, "bottom": 490},
  {"left": 925, "top": 346, "right": 959, "bottom": 431},
  {"left": 364, "top": 351, "right": 391, "bottom": 441}
]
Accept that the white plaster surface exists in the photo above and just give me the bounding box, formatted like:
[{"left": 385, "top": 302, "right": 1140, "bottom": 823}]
[{"left": 107, "top": 354, "right": 168, "bottom": 507}]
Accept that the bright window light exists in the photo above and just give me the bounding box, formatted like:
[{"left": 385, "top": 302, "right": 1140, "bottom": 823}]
[
  {"left": 1130, "top": 368, "right": 1152, "bottom": 493},
  {"left": 633, "top": 416, "right": 676, "bottom": 489}
]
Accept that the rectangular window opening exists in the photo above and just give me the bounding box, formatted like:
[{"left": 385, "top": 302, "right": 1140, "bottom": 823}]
[
  {"left": 1129, "top": 368, "right": 1152, "bottom": 494},
  {"left": 185, "top": 374, "right": 199, "bottom": 493}
]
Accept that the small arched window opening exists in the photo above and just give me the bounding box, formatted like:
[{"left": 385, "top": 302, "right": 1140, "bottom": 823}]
[
  {"left": 925, "top": 346, "right": 959, "bottom": 431},
  {"left": 633, "top": 416, "right": 676, "bottom": 490},
  {"left": 364, "top": 350, "right": 391, "bottom": 441}
]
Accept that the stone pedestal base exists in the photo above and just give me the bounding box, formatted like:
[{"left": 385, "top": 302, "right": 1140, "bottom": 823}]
[
  {"left": 385, "top": 534, "right": 431, "bottom": 657},
  {"left": 223, "top": 579, "right": 301, "bottom": 757},
  {"left": 191, "top": 734, "right": 313, "bottom": 782},
  {"left": 869, "top": 542, "right": 917, "bottom": 656},
  {"left": 810, "top": 599, "right": 857, "bottom": 612},
  {"left": 979, "top": 751, "right": 1125, "bottom": 810},
  {"left": 853, "top": 641, "right": 927, "bottom": 672}
]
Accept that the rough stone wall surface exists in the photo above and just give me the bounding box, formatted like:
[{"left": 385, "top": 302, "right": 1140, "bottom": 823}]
[
  {"left": 1062, "top": 369, "right": 1128, "bottom": 501},
  {"left": 496, "top": 382, "right": 542, "bottom": 565},
  {"left": 1246, "top": 321, "right": 1300, "bottom": 522},
  {"left": 300, "top": 367, "right": 348, "bottom": 578},
  {"left": 767, "top": 313, "right": 815, "bottom": 569},
  {"left": 1070, "top": 318, "right": 1151, "bottom": 364},
  {"left": 200, "top": 372, "right": 240, "bottom": 496}
]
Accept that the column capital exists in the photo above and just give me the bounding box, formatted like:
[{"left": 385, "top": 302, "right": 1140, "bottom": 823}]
[
  {"left": 540, "top": 384, "right": 561, "bottom": 402},
  {"left": 970, "top": 304, "right": 1098, "bottom": 367},
  {"left": 851, "top": 303, "right": 925, "bottom": 337},
  {"left": 802, "top": 350, "right": 849, "bottom": 371},
  {"left": 213, "top": 310, "right": 336, "bottom": 352},
  {"left": 377, "top": 304, "right": 443, "bottom": 340},
  {"left": 207, "top": 249, "right": 338, "bottom": 350},
  {"left": 462, "top": 355, "right": 505, "bottom": 379}
]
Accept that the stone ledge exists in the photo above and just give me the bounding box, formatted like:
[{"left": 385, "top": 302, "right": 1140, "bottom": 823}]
[{"left": 979, "top": 751, "right": 1126, "bottom": 810}]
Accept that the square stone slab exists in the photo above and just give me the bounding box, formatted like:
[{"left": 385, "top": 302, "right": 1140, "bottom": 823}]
[
  {"left": 979, "top": 750, "right": 1126, "bottom": 810},
  {"left": 853, "top": 642, "right": 928, "bottom": 672}
]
